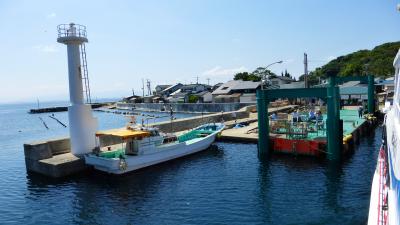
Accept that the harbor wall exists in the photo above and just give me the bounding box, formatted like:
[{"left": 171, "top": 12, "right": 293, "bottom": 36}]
[{"left": 116, "top": 102, "right": 254, "bottom": 113}]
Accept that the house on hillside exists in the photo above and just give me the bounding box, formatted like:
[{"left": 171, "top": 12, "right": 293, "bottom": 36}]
[
  {"left": 269, "top": 76, "right": 295, "bottom": 87},
  {"left": 211, "top": 83, "right": 223, "bottom": 91},
  {"left": 155, "top": 85, "right": 172, "bottom": 95},
  {"left": 122, "top": 95, "right": 143, "bottom": 103},
  {"left": 180, "top": 84, "right": 210, "bottom": 93},
  {"left": 339, "top": 81, "right": 369, "bottom": 105},
  {"left": 159, "top": 83, "right": 183, "bottom": 97},
  {"left": 211, "top": 80, "right": 260, "bottom": 103},
  {"left": 193, "top": 91, "right": 212, "bottom": 103},
  {"left": 168, "top": 90, "right": 189, "bottom": 103},
  {"left": 214, "top": 93, "right": 241, "bottom": 103}
]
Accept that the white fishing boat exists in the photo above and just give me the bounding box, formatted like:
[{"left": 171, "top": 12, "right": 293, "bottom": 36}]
[{"left": 85, "top": 123, "right": 224, "bottom": 174}]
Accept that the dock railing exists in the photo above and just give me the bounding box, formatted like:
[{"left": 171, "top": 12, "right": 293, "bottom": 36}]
[{"left": 269, "top": 117, "right": 326, "bottom": 139}]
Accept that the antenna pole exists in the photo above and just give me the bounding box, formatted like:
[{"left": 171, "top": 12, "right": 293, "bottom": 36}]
[
  {"left": 142, "top": 79, "right": 145, "bottom": 97},
  {"left": 304, "top": 53, "right": 308, "bottom": 88},
  {"left": 146, "top": 79, "right": 151, "bottom": 96}
]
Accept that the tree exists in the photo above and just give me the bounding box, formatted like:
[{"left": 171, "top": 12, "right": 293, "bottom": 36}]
[
  {"left": 310, "top": 42, "right": 400, "bottom": 79},
  {"left": 298, "top": 74, "right": 319, "bottom": 86},
  {"left": 252, "top": 67, "right": 277, "bottom": 79},
  {"left": 233, "top": 72, "right": 261, "bottom": 81},
  {"left": 188, "top": 95, "right": 199, "bottom": 103},
  {"left": 233, "top": 66, "right": 280, "bottom": 82},
  {"left": 283, "top": 70, "right": 291, "bottom": 78}
]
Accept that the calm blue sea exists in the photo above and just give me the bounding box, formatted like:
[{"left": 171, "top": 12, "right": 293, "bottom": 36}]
[{"left": 0, "top": 102, "right": 379, "bottom": 225}]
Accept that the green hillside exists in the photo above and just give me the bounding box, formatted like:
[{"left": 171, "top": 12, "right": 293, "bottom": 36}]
[{"left": 307, "top": 41, "right": 400, "bottom": 83}]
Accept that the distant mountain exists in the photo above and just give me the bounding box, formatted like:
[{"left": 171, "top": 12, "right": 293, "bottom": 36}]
[{"left": 303, "top": 41, "right": 400, "bottom": 84}]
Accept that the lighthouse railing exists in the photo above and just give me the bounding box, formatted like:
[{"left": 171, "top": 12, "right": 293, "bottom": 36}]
[{"left": 57, "top": 24, "right": 87, "bottom": 38}]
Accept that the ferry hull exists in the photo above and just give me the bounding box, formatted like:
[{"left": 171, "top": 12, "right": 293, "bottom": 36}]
[
  {"left": 385, "top": 111, "right": 400, "bottom": 225},
  {"left": 368, "top": 110, "right": 400, "bottom": 225}
]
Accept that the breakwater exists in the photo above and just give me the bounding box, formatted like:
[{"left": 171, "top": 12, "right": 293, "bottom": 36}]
[
  {"left": 29, "top": 103, "right": 110, "bottom": 114},
  {"left": 116, "top": 102, "right": 254, "bottom": 113}
]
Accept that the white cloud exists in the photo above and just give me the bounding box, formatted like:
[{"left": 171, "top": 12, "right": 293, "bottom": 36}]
[
  {"left": 33, "top": 44, "right": 58, "bottom": 53},
  {"left": 46, "top": 12, "right": 56, "bottom": 19},
  {"left": 202, "top": 66, "right": 247, "bottom": 77}
]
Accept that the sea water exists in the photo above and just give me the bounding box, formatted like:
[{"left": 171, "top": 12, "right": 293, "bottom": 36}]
[{"left": 0, "top": 102, "right": 379, "bottom": 225}]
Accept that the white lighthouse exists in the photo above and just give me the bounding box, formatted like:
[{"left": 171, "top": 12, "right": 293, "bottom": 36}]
[{"left": 57, "top": 23, "right": 98, "bottom": 155}]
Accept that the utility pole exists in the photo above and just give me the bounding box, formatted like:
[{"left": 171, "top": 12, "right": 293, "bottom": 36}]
[
  {"left": 206, "top": 78, "right": 210, "bottom": 86},
  {"left": 194, "top": 76, "right": 199, "bottom": 84},
  {"left": 146, "top": 79, "right": 151, "bottom": 96},
  {"left": 132, "top": 88, "right": 135, "bottom": 96},
  {"left": 141, "top": 79, "right": 145, "bottom": 97},
  {"left": 304, "top": 53, "right": 308, "bottom": 88}
]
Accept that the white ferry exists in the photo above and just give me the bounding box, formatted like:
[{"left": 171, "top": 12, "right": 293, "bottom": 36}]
[{"left": 368, "top": 49, "right": 400, "bottom": 225}]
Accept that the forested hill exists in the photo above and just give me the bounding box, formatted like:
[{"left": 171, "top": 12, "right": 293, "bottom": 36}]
[{"left": 308, "top": 41, "right": 400, "bottom": 80}]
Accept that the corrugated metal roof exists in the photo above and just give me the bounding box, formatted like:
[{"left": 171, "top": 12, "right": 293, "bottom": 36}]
[
  {"left": 212, "top": 80, "right": 260, "bottom": 94},
  {"left": 211, "top": 80, "right": 240, "bottom": 95},
  {"left": 214, "top": 93, "right": 241, "bottom": 98},
  {"left": 279, "top": 81, "right": 305, "bottom": 89},
  {"left": 340, "top": 86, "right": 368, "bottom": 95},
  {"left": 270, "top": 76, "right": 295, "bottom": 82},
  {"left": 232, "top": 81, "right": 260, "bottom": 90},
  {"left": 339, "top": 81, "right": 361, "bottom": 88},
  {"left": 161, "top": 83, "right": 183, "bottom": 93},
  {"left": 194, "top": 91, "right": 211, "bottom": 96}
]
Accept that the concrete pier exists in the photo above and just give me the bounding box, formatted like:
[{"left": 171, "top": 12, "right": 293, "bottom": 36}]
[{"left": 24, "top": 138, "right": 88, "bottom": 178}]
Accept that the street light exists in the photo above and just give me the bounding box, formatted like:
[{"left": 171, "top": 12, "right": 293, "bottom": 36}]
[{"left": 261, "top": 60, "right": 283, "bottom": 90}]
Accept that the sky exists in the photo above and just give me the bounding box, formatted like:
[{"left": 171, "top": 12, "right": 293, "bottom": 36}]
[{"left": 0, "top": 0, "right": 400, "bottom": 103}]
